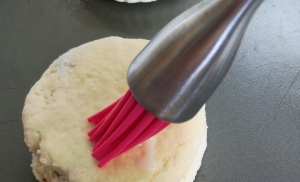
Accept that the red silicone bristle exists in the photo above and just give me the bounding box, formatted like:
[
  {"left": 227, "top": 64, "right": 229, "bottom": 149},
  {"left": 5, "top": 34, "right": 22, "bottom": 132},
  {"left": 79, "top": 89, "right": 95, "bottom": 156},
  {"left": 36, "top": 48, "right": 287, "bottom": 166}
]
[
  {"left": 92, "top": 100, "right": 144, "bottom": 160},
  {"left": 88, "top": 91, "right": 132, "bottom": 142},
  {"left": 88, "top": 114, "right": 110, "bottom": 138},
  {"left": 93, "top": 95, "right": 138, "bottom": 150},
  {"left": 98, "top": 118, "right": 169, "bottom": 167},
  {"left": 96, "top": 112, "right": 156, "bottom": 167},
  {"left": 120, "top": 117, "right": 169, "bottom": 155},
  {"left": 88, "top": 98, "right": 120, "bottom": 124},
  {"left": 87, "top": 90, "right": 171, "bottom": 168},
  {"left": 150, "top": 120, "right": 170, "bottom": 136},
  {"left": 93, "top": 106, "right": 147, "bottom": 160}
]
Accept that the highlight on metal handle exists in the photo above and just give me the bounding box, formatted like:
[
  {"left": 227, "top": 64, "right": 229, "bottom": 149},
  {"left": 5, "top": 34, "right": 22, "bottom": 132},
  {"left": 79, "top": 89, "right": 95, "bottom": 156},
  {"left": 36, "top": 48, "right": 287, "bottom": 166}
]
[{"left": 127, "top": 0, "right": 264, "bottom": 123}]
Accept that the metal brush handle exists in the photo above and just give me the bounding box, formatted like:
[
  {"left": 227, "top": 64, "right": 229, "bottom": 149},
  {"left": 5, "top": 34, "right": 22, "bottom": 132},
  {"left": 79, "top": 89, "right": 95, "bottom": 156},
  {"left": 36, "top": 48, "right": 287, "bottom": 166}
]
[{"left": 127, "top": 0, "right": 264, "bottom": 123}]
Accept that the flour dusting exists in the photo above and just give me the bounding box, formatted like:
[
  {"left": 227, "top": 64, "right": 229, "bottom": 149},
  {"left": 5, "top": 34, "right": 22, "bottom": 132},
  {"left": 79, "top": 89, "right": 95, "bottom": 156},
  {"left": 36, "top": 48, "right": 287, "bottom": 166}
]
[
  {"left": 56, "top": 52, "right": 76, "bottom": 80},
  {"left": 54, "top": 51, "right": 83, "bottom": 107}
]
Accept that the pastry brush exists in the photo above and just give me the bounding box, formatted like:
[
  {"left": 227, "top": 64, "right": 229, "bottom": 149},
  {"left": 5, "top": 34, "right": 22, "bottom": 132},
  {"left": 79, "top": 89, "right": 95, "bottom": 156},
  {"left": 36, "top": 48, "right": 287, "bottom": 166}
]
[{"left": 88, "top": 0, "right": 264, "bottom": 167}]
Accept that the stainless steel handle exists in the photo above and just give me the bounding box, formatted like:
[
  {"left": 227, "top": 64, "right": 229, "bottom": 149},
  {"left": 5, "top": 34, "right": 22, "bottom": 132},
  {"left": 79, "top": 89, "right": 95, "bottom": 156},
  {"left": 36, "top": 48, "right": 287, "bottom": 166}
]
[{"left": 127, "top": 0, "right": 264, "bottom": 123}]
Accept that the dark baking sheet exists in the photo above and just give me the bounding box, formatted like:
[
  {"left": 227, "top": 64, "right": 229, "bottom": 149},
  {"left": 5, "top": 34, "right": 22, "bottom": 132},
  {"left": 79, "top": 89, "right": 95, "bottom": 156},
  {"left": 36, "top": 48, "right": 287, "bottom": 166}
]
[{"left": 1, "top": 0, "right": 300, "bottom": 181}]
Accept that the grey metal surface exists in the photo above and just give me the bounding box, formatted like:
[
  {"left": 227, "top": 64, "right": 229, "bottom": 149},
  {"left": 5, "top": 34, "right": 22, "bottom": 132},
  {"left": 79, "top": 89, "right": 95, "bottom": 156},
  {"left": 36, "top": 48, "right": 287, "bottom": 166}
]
[
  {"left": 128, "top": 0, "right": 263, "bottom": 123},
  {"left": 0, "top": 0, "right": 299, "bottom": 181}
]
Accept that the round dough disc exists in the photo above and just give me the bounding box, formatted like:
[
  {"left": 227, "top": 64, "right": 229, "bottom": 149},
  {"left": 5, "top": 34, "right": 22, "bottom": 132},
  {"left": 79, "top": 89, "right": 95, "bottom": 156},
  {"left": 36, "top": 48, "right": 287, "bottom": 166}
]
[{"left": 22, "top": 37, "right": 207, "bottom": 182}]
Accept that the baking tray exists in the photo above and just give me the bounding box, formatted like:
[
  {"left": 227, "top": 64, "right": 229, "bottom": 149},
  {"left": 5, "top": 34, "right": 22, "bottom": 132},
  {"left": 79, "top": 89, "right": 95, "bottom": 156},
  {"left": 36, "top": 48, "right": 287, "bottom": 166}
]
[{"left": 1, "top": 0, "right": 300, "bottom": 181}]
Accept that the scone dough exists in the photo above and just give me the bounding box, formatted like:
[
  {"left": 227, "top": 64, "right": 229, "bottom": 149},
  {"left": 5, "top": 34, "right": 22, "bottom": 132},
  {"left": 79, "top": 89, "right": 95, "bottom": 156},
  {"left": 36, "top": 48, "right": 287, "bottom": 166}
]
[{"left": 22, "top": 37, "right": 207, "bottom": 182}]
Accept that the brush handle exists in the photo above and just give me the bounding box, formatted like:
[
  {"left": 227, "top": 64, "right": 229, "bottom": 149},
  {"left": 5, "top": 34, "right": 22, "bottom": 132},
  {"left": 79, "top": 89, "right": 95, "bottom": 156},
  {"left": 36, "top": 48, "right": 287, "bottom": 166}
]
[{"left": 127, "top": 0, "right": 264, "bottom": 123}]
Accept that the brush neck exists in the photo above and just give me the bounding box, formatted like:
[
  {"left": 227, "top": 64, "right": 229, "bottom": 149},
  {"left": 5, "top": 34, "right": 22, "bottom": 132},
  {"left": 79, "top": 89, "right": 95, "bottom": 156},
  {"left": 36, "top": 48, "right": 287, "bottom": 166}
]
[{"left": 127, "top": 0, "right": 264, "bottom": 123}]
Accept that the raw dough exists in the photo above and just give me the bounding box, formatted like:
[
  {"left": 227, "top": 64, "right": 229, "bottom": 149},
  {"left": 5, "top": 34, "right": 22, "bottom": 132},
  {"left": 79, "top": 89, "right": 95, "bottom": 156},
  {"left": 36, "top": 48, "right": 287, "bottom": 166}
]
[{"left": 22, "top": 37, "right": 207, "bottom": 182}]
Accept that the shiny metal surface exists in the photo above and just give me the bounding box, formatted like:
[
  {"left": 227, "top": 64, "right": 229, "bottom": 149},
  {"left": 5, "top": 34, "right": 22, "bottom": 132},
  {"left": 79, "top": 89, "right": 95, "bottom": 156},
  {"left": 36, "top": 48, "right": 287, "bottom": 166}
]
[
  {"left": 1, "top": 0, "right": 300, "bottom": 181},
  {"left": 127, "top": 0, "right": 264, "bottom": 123}
]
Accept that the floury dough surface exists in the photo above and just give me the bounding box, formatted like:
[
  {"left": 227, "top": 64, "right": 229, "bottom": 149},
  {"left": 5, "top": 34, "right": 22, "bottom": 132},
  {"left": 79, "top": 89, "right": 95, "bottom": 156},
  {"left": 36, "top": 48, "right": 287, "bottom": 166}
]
[
  {"left": 22, "top": 37, "right": 207, "bottom": 182},
  {"left": 115, "top": 0, "right": 156, "bottom": 3}
]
